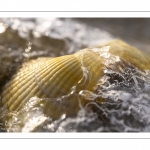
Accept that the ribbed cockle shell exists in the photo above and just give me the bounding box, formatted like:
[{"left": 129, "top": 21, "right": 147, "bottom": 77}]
[{"left": 1, "top": 49, "right": 104, "bottom": 112}]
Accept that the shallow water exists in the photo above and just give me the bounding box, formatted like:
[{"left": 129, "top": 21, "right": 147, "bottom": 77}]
[{"left": 0, "top": 18, "right": 150, "bottom": 132}]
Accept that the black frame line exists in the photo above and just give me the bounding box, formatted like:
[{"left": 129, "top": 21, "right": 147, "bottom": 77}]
[
  {"left": 0, "top": 11, "right": 150, "bottom": 12},
  {"left": 0, "top": 138, "right": 150, "bottom": 139}
]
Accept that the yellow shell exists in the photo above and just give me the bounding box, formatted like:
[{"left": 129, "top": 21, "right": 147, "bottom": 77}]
[
  {"left": 1, "top": 39, "right": 150, "bottom": 116},
  {"left": 1, "top": 49, "right": 104, "bottom": 112}
]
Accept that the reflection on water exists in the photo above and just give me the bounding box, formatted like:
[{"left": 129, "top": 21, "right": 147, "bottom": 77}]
[{"left": 0, "top": 18, "right": 150, "bottom": 132}]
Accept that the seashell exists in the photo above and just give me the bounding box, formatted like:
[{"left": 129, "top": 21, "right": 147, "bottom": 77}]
[
  {"left": 1, "top": 39, "right": 150, "bottom": 119},
  {"left": 1, "top": 49, "right": 104, "bottom": 112}
]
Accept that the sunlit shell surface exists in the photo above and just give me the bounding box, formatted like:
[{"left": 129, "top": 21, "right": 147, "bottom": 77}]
[{"left": 99, "top": 40, "right": 150, "bottom": 71}]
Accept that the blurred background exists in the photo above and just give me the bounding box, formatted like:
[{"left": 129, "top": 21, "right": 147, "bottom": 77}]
[{"left": 0, "top": 18, "right": 150, "bottom": 55}]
